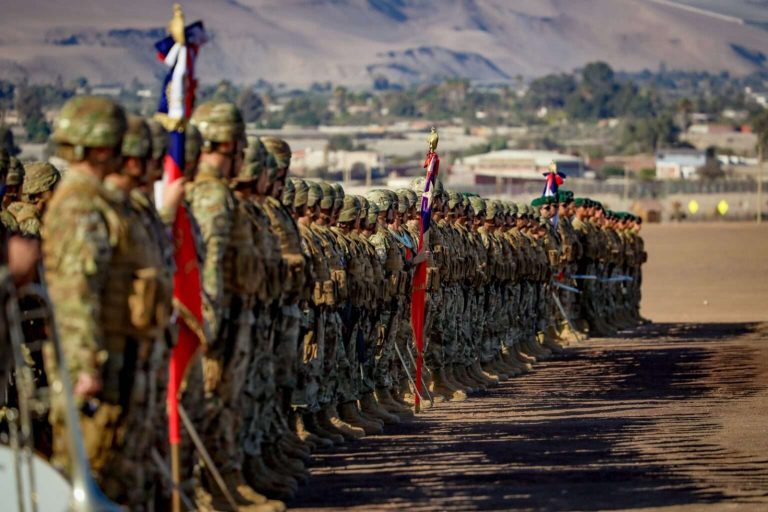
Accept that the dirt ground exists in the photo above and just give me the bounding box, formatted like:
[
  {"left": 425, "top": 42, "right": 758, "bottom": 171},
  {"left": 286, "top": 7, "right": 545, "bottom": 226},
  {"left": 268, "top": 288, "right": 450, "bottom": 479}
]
[{"left": 289, "top": 223, "right": 768, "bottom": 512}]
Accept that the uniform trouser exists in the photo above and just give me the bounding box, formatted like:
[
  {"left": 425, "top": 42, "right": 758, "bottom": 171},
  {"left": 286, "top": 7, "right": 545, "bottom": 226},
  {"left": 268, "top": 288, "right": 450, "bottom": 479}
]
[
  {"left": 338, "top": 305, "right": 364, "bottom": 403},
  {"left": 424, "top": 288, "right": 444, "bottom": 371},
  {"left": 464, "top": 287, "right": 486, "bottom": 366},
  {"left": 292, "top": 305, "right": 324, "bottom": 414},
  {"left": 242, "top": 303, "right": 277, "bottom": 458},
  {"left": 203, "top": 307, "right": 253, "bottom": 473},
  {"left": 318, "top": 308, "right": 342, "bottom": 407},
  {"left": 51, "top": 336, "right": 155, "bottom": 509},
  {"left": 360, "top": 308, "right": 378, "bottom": 395},
  {"left": 391, "top": 296, "right": 415, "bottom": 388},
  {"left": 443, "top": 284, "right": 463, "bottom": 368},
  {"left": 374, "top": 301, "right": 400, "bottom": 389}
]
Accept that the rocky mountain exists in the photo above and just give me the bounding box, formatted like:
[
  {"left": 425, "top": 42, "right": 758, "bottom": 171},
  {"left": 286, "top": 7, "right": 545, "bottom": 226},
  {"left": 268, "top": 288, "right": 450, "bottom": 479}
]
[{"left": 1, "top": 0, "right": 767, "bottom": 87}]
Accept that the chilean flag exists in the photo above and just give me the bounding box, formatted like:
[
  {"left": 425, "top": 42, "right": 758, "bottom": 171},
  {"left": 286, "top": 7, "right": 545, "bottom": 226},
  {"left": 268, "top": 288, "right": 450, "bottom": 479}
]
[
  {"left": 542, "top": 162, "right": 565, "bottom": 228},
  {"left": 155, "top": 19, "right": 207, "bottom": 447},
  {"left": 411, "top": 149, "right": 439, "bottom": 411},
  {"left": 542, "top": 162, "right": 565, "bottom": 198}
]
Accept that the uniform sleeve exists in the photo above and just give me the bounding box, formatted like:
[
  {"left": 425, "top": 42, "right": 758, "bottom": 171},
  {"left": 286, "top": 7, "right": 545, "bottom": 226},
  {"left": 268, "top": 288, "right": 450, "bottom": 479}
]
[
  {"left": 189, "top": 182, "right": 232, "bottom": 338},
  {"left": 43, "top": 199, "right": 113, "bottom": 379}
]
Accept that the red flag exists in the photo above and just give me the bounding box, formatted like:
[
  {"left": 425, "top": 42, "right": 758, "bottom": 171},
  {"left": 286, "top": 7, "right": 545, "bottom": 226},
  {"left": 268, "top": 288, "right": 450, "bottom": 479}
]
[{"left": 411, "top": 149, "right": 439, "bottom": 410}]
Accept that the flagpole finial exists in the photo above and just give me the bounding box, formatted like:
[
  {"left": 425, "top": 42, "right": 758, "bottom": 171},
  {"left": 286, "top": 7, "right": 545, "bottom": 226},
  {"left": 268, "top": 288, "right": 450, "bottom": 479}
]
[
  {"left": 427, "top": 126, "right": 439, "bottom": 152},
  {"left": 169, "top": 3, "right": 186, "bottom": 44}
]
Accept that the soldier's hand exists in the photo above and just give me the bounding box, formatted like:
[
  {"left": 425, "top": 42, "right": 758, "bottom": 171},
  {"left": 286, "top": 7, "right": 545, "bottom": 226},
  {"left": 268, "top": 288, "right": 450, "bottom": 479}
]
[
  {"left": 74, "top": 372, "right": 102, "bottom": 397},
  {"left": 8, "top": 235, "right": 40, "bottom": 286},
  {"left": 162, "top": 177, "right": 187, "bottom": 218}
]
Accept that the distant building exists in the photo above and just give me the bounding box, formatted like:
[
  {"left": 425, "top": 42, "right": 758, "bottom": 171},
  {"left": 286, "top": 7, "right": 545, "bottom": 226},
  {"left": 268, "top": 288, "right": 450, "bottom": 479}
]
[
  {"left": 655, "top": 149, "right": 706, "bottom": 180},
  {"left": 453, "top": 149, "right": 584, "bottom": 189}
]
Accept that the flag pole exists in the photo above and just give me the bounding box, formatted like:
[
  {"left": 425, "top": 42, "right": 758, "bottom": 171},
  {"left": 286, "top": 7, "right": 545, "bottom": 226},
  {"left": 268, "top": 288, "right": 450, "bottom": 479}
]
[
  {"left": 412, "top": 128, "right": 440, "bottom": 414},
  {"left": 154, "top": 5, "right": 207, "bottom": 511}
]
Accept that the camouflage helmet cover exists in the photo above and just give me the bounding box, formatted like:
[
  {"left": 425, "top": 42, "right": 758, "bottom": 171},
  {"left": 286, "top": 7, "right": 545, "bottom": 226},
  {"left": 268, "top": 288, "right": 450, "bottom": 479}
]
[
  {"left": 319, "top": 182, "right": 335, "bottom": 210},
  {"left": 185, "top": 123, "right": 203, "bottom": 164},
  {"left": 239, "top": 135, "right": 267, "bottom": 182},
  {"left": 146, "top": 118, "right": 168, "bottom": 160},
  {"left": 121, "top": 114, "right": 152, "bottom": 159},
  {"left": 190, "top": 101, "right": 245, "bottom": 145},
  {"left": 293, "top": 178, "right": 309, "bottom": 208},
  {"left": 338, "top": 194, "right": 360, "bottom": 223},
  {"left": 52, "top": 95, "right": 127, "bottom": 150},
  {"left": 281, "top": 176, "right": 296, "bottom": 207},
  {"left": 22, "top": 161, "right": 61, "bottom": 196}
]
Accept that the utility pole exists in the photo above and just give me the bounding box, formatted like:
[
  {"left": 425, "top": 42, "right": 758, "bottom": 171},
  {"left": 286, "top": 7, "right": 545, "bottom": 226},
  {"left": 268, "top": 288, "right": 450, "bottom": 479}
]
[{"left": 758, "top": 145, "right": 763, "bottom": 224}]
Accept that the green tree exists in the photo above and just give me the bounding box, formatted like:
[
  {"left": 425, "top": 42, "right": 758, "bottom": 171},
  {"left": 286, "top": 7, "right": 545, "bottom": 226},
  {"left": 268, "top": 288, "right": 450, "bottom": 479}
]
[
  {"left": 327, "top": 134, "right": 354, "bottom": 151},
  {"left": 526, "top": 73, "right": 576, "bottom": 109},
  {"left": 753, "top": 109, "right": 768, "bottom": 159},
  {"left": 0, "top": 125, "right": 20, "bottom": 156},
  {"left": 236, "top": 88, "right": 264, "bottom": 123},
  {"left": 15, "top": 84, "right": 51, "bottom": 143}
]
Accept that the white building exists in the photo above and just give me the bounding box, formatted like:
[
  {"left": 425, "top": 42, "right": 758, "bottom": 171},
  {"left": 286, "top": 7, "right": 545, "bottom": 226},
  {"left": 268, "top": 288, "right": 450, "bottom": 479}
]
[
  {"left": 452, "top": 150, "right": 584, "bottom": 188},
  {"left": 655, "top": 149, "right": 706, "bottom": 180}
]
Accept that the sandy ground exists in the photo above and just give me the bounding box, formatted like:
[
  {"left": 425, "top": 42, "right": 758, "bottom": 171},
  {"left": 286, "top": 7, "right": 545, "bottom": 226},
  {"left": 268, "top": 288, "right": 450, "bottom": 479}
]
[{"left": 289, "top": 223, "right": 768, "bottom": 511}]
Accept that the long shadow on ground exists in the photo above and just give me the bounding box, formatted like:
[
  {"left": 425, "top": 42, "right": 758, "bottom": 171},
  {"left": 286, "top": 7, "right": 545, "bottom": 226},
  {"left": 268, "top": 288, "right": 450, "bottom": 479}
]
[{"left": 289, "top": 323, "right": 767, "bottom": 511}]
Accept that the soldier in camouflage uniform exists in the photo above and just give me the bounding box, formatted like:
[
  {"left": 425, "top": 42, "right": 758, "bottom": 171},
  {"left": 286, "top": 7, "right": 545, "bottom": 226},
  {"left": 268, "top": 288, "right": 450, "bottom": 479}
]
[
  {"left": 6, "top": 162, "right": 61, "bottom": 238},
  {"left": 43, "top": 95, "right": 142, "bottom": 504},
  {"left": 253, "top": 137, "right": 309, "bottom": 502},
  {"left": 332, "top": 194, "right": 385, "bottom": 434},
  {"left": 188, "top": 101, "right": 284, "bottom": 512},
  {"left": 2, "top": 156, "right": 24, "bottom": 210}
]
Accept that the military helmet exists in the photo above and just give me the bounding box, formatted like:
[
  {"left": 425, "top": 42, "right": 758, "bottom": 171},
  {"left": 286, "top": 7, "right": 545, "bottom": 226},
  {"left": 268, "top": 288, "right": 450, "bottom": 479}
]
[
  {"left": 307, "top": 181, "right": 323, "bottom": 209},
  {"left": 190, "top": 101, "right": 245, "bottom": 146},
  {"left": 52, "top": 95, "right": 127, "bottom": 153},
  {"left": 146, "top": 119, "right": 168, "bottom": 160},
  {"left": 366, "top": 189, "right": 392, "bottom": 212},
  {"left": 395, "top": 188, "right": 412, "bottom": 213},
  {"left": 469, "top": 197, "right": 486, "bottom": 217},
  {"left": 508, "top": 202, "right": 519, "bottom": 216},
  {"left": 6, "top": 157, "right": 24, "bottom": 186},
  {"left": 21, "top": 162, "right": 61, "bottom": 196},
  {"left": 261, "top": 137, "right": 291, "bottom": 176},
  {"left": 447, "top": 190, "right": 463, "bottom": 209},
  {"left": 281, "top": 177, "right": 296, "bottom": 207},
  {"left": 319, "top": 182, "right": 335, "bottom": 210},
  {"left": 185, "top": 123, "right": 203, "bottom": 165},
  {"left": 237, "top": 136, "right": 267, "bottom": 183},
  {"left": 293, "top": 178, "right": 309, "bottom": 208},
  {"left": 433, "top": 178, "right": 445, "bottom": 199},
  {"left": 331, "top": 183, "right": 345, "bottom": 212},
  {"left": 366, "top": 200, "right": 380, "bottom": 225},
  {"left": 410, "top": 177, "right": 426, "bottom": 195},
  {"left": 358, "top": 196, "right": 370, "bottom": 217},
  {"left": 338, "top": 194, "right": 360, "bottom": 223},
  {"left": 121, "top": 114, "right": 153, "bottom": 159},
  {"left": 486, "top": 200, "right": 501, "bottom": 220}
]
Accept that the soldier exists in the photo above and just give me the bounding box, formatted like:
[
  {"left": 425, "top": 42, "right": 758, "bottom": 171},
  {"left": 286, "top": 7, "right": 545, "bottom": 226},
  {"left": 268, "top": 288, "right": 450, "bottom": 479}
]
[
  {"left": 332, "top": 193, "right": 384, "bottom": 434},
  {"left": 43, "top": 95, "right": 134, "bottom": 500},
  {"left": 187, "top": 101, "right": 283, "bottom": 512},
  {"left": 356, "top": 199, "right": 400, "bottom": 424},
  {"left": 2, "top": 156, "right": 25, "bottom": 210},
  {"left": 256, "top": 137, "right": 309, "bottom": 501},
  {"left": 555, "top": 190, "right": 583, "bottom": 343},
  {"left": 6, "top": 162, "right": 61, "bottom": 238}
]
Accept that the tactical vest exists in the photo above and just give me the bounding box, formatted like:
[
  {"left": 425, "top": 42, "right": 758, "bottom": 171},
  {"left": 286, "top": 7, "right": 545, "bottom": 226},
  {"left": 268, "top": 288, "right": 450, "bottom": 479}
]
[{"left": 264, "top": 197, "right": 305, "bottom": 301}]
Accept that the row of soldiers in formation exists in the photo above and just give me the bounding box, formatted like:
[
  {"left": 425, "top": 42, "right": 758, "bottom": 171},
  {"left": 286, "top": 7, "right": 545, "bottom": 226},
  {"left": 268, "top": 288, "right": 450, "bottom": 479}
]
[{"left": 0, "top": 95, "right": 647, "bottom": 512}]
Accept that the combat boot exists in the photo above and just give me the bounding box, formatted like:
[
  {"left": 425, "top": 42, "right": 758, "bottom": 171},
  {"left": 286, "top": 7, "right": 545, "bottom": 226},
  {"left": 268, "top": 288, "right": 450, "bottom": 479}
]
[
  {"left": 469, "top": 360, "right": 498, "bottom": 387},
  {"left": 339, "top": 400, "right": 384, "bottom": 435},
  {"left": 263, "top": 443, "right": 308, "bottom": 486},
  {"left": 446, "top": 365, "right": 475, "bottom": 393},
  {"left": 305, "top": 412, "right": 344, "bottom": 445},
  {"left": 375, "top": 387, "right": 415, "bottom": 418},
  {"left": 278, "top": 435, "right": 311, "bottom": 464},
  {"left": 223, "top": 469, "right": 287, "bottom": 512},
  {"left": 243, "top": 454, "right": 297, "bottom": 501},
  {"left": 495, "top": 353, "right": 521, "bottom": 377},
  {"left": 311, "top": 409, "right": 348, "bottom": 444},
  {"left": 293, "top": 412, "right": 329, "bottom": 451},
  {"left": 359, "top": 392, "right": 401, "bottom": 425},
  {"left": 541, "top": 328, "right": 565, "bottom": 354},
  {"left": 428, "top": 368, "right": 467, "bottom": 401},
  {"left": 458, "top": 364, "right": 487, "bottom": 391},
  {"left": 321, "top": 405, "right": 366, "bottom": 440}
]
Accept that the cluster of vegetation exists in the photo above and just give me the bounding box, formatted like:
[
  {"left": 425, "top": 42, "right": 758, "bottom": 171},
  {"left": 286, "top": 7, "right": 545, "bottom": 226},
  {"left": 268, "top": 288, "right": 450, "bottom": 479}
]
[{"left": 2, "top": 62, "right": 768, "bottom": 161}]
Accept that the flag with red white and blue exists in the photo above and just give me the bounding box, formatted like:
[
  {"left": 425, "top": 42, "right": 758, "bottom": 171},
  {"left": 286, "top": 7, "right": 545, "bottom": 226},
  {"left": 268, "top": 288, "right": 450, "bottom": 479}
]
[
  {"left": 154, "top": 17, "right": 207, "bottom": 448},
  {"left": 411, "top": 142, "right": 440, "bottom": 411},
  {"left": 542, "top": 161, "right": 566, "bottom": 198}
]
